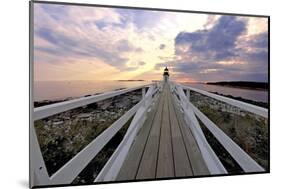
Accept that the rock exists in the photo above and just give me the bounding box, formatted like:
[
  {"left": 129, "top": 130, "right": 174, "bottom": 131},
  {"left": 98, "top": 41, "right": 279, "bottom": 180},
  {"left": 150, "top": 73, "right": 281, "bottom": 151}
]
[
  {"left": 77, "top": 113, "right": 91, "bottom": 119},
  {"left": 53, "top": 121, "right": 64, "bottom": 127},
  {"left": 98, "top": 99, "right": 112, "bottom": 110}
]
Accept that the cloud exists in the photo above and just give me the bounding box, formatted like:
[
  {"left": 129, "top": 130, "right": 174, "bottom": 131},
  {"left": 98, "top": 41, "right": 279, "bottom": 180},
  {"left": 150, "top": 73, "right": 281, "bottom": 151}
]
[
  {"left": 115, "top": 8, "right": 166, "bottom": 30},
  {"left": 35, "top": 27, "right": 129, "bottom": 67},
  {"left": 251, "top": 32, "right": 268, "bottom": 48},
  {"left": 34, "top": 3, "right": 268, "bottom": 82},
  {"left": 175, "top": 16, "right": 246, "bottom": 61},
  {"left": 159, "top": 44, "right": 166, "bottom": 50},
  {"left": 138, "top": 61, "right": 146, "bottom": 66},
  {"left": 116, "top": 39, "right": 143, "bottom": 52},
  {"left": 154, "top": 63, "right": 168, "bottom": 70},
  {"left": 121, "top": 61, "right": 147, "bottom": 72},
  {"left": 158, "top": 16, "right": 268, "bottom": 82},
  {"left": 33, "top": 4, "right": 149, "bottom": 71}
]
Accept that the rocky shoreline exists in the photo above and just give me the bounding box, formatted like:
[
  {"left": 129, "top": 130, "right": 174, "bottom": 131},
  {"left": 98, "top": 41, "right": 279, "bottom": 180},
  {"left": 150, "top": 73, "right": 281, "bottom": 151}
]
[
  {"left": 34, "top": 88, "right": 127, "bottom": 108},
  {"left": 34, "top": 89, "right": 142, "bottom": 179},
  {"left": 211, "top": 91, "right": 268, "bottom": 108},
  {"left": 34, "top": 87, "right": 268, "bottom": 182}
]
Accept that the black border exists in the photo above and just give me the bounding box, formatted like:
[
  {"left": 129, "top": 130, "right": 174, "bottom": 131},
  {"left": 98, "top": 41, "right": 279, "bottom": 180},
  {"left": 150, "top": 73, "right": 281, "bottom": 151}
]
[
  {"left": 29, "top": 1, "right": 33, "bottom": 188},
  {"left": 29, "top": 0, "right": 270, "bottom": 188}
]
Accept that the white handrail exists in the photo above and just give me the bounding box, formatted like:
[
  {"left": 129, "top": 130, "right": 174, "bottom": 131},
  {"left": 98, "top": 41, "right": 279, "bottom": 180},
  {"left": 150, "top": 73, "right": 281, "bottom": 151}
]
[
  {"left": 31, "top": 124, "right": 51, "bottom": 186},
  {"left": 31, "top": 81, "right": 266, "bottom": 186},
  {"left": 173, "top": 83, "right": 265, "bottom": 173},
  {"left": 95, "top": 86, "right": 159, "bottom": 182},
  {"left": 49, "top": 99, "right": 145, "bottom": 185},
  {"left": 173, "top": 84, "right": 227, "bottom": 174},
  {"left": 34, "top": 84, "right": 151, "bottom": 121},
  {"left": 180, "top": 84, "right": 268, "bottom": 118},
  {"left": 189, "top": 102, "right": 265, "bottom": 172},
  {"left": 32, "top": 84, "right": 159, "bottom": 186}
]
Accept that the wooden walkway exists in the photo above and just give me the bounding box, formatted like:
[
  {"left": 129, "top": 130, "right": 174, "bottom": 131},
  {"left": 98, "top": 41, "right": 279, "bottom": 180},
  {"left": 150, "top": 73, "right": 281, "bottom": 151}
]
[{"left": 117, "top": 83, "right": 209, "bottom": 181}]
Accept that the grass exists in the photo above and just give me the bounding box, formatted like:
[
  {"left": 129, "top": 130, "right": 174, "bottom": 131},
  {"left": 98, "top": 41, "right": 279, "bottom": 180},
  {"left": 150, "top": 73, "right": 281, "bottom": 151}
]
[
  {"left": 190, "top": 92, "right": 269, "bottom": 171},
  {"left": 34, "top": 90, "right": 142, "bottom": 176}
]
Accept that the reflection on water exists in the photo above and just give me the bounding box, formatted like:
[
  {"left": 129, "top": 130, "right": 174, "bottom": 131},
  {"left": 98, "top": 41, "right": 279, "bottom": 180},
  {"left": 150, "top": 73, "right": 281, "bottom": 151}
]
[
  {"left": 34, "top": 80, "right": 151, "bottom": 101},
  {"left": 34, "top": 81, "right": 268, "bottom": 103},
  {"left": 182, "top": 83, "right": 268, "bottom": 103}
]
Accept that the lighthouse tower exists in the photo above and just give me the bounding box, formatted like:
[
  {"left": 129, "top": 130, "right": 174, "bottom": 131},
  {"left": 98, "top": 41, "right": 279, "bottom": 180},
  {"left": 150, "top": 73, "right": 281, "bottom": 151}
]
[{"left": 163, "top": 67, "right": 169, "bottom": 82}]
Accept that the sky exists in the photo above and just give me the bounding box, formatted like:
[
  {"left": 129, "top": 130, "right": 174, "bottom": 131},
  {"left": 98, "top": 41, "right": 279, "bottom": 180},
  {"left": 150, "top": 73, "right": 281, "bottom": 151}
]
[{"left": 33, "top": 3, "right": 268, "bottom": 82}]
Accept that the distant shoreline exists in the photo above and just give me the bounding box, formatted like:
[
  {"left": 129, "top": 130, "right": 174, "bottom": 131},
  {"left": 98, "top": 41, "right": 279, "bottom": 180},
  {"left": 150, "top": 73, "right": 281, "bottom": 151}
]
[
  {"left": 206, "top": 81, "right": 268, "bottom": 91},
  {"left": 117, "top": 79, "right": 145, "bottom": 82},
  {"left": 210, "top": 91, "right": 268, "bottom": 108},
  {"left": 35, "top": 91, "right": 268, "bottom": 109},
  {"left": 34, "top": 88, "right": 127, "bottom": 106}
]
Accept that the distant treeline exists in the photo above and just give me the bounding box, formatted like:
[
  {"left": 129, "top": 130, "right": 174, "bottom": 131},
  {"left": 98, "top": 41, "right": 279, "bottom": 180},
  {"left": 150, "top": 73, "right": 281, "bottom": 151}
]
[
  {"left": 207, "top": 81, "right": 268, "bottom": 90},
  {"left": 211, "top": 92, "right": 268, "bottom": 108}
]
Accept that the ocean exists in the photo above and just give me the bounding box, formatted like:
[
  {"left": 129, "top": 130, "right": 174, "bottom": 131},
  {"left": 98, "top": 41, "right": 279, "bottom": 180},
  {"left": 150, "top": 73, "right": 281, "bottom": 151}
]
[
  {"left": 34, "top": 80, "right": 151, "bottom": 101},
  {"left": 182, "top": 83, "right": 268, "bottom": 103},
  {"left": 34, "top": 81, "right": 268, "bottom": 103}
]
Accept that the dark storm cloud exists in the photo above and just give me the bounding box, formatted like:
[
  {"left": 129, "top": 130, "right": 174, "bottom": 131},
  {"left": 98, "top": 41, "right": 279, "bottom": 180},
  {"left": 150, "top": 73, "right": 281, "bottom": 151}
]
[
  {"left": 249, "top": 32, "right": 268, "bottom": 49},
  {"left": 175, "top": 16, "right": 246, "bottom": 61},
  {"left": 167, "top": 16, "right": 268, "bottom": 82},
  {"left": 172, "top": 61, "right": 242, "bottom": 74}
]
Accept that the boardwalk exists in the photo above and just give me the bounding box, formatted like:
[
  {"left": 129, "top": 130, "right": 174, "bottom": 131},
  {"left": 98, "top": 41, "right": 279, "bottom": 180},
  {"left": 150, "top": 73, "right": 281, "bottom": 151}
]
[
  {"left": 117, "top": 83, "right": 209, "bottom": 181},
  {"left": 31, "top": 80, "right": 267, "bottom": 187}
]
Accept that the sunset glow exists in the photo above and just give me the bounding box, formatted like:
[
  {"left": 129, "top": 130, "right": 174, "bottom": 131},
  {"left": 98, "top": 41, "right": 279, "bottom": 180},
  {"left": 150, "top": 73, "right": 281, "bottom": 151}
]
[{"left": 34, "top": 4, "right": 268, "bottom": 82}]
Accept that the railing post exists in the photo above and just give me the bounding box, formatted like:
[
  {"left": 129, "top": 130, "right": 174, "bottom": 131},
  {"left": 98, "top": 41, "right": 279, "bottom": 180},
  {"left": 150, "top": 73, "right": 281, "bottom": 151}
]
[
  {"left": 95, "top": 85, "right": 155, "bottom": 182},
  {"left": 142, "top": 87, "right": 146, "bottom": 107},
  {"left": 185, "top": 89, "right": 190, "bottom": 102},
  {"left": 176, "top": 83, "right": 266, "bottom": 173},
  {"left": 172, "top": 84, "right": 227, "bottom": 174},
  {"left": 142, "top": 87, "right": 146, "bottom": 99},
  {"left": 179, "top": 85, "right": 268, "bottom": 118}
]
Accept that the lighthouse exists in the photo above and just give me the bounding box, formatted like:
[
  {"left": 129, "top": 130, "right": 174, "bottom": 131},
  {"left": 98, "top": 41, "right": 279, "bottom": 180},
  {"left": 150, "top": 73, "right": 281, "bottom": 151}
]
[{"left": 163, "top": 67, "right": 169, "bottom": 82}]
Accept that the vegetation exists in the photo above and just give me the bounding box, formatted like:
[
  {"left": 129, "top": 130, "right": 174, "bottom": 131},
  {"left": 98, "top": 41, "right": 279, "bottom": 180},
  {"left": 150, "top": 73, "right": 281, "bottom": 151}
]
[
  {"left": 190, "top": 92, "right": 269, "bottom": 171},
  {"left": 34, "top": 90, "right": 142, "bottom": 178},
  {"left": 197, "top": 119, "right": 243, "bottom": 173},
  {"left": 72, "top": 118, "right": 132, "bottom": 184},
  {"left": 207, "top": 81, "right": 268, "bottom": 90}
]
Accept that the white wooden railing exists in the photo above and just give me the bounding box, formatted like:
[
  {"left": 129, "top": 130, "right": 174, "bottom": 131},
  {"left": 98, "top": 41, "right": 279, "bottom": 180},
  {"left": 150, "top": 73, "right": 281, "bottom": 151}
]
[
  {"left": 31, "top": 81, "right": 267, "bottom": 187},
  {"left": 170, "top": 82, "right": 267, "bottom": 174},
  {"left": 31, "top": 83, "right": 160, "bottom": 187}
]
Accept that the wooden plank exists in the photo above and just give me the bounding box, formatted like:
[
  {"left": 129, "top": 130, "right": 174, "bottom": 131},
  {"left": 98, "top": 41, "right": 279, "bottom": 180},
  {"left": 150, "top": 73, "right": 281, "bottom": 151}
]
[
  {"left": 171, "top": 94, "right": 210, "bottom": 176},
  {"left": 167, "top": 91, "right": 193, "bottom": 177},
  {"left": 156, "top": 85, "right": 175, "bottom": 178},
  {"left": 136, "top": 91, "right": 165, "bottom": 179},
  {"left": 94, "top": 86, "right": 158, "bottom": 182},
  {"left": 116, "top": 95, "right": 161, "bottom": 181}
]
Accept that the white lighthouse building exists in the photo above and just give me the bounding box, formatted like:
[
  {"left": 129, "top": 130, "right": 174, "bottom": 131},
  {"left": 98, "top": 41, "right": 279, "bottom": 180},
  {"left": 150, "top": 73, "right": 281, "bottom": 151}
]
[{"left": 163, "top": 67, "right": 169, "bottom": 82}]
